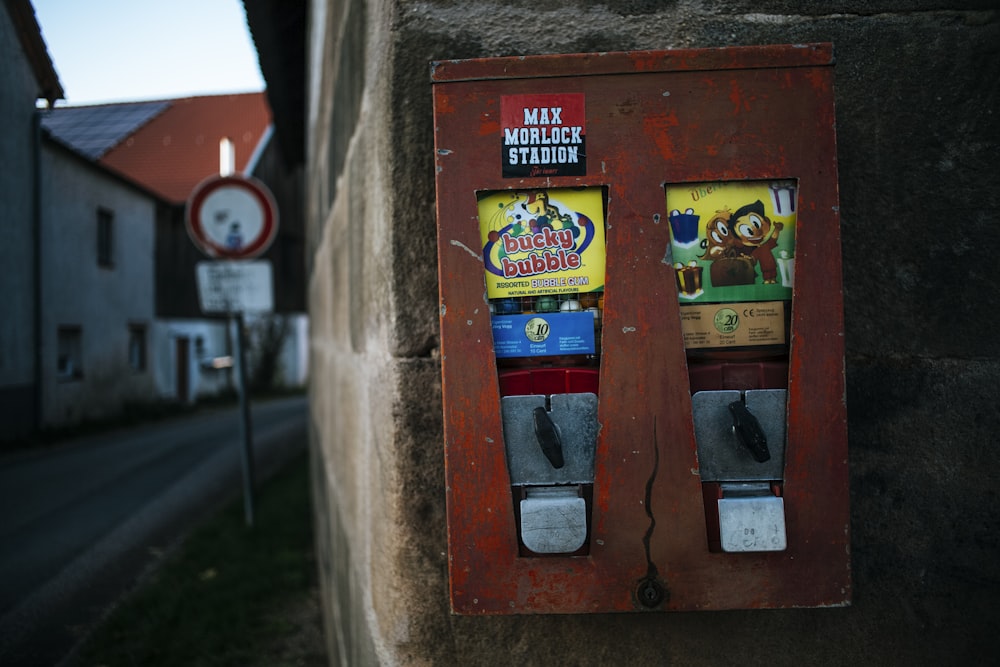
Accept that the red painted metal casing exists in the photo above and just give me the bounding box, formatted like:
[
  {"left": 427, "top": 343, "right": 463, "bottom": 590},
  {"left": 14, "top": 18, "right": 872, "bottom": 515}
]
[{"left": 432, "top": 44, "right": 849, "bottom": 614}]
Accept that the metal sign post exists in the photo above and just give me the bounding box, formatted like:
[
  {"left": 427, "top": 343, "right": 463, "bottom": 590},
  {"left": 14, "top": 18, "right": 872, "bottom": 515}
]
[
  {"left": 233, "top": 309, "right": 255, "bottom": 527},
  {"left": 196, "top": 260, "right": 275, "bottom": 522},
  {"left": 187, "top": 169, "right": 279, "bottom": 528}
]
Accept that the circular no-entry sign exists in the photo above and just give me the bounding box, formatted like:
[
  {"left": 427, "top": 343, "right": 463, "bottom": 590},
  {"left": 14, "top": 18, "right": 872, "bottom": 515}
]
[{"left": 185, "top": 174, "right": 279, "bottom": 259}]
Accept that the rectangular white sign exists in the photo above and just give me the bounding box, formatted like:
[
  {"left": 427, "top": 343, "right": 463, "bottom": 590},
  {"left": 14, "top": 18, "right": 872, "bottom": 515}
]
[{"left": 196, "top": 260, "right": 274, "bottom": 313}]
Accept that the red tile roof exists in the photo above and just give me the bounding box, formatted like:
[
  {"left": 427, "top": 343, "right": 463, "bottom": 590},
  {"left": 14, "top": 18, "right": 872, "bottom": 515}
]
[{"left": 99, "top": 92, "right": 271, "bottom": 204}]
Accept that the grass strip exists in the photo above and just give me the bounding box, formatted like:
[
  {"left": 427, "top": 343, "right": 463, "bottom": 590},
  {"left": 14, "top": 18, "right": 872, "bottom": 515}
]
[{"left": 76, "top": 450, "right": 319, "bottom": 667}]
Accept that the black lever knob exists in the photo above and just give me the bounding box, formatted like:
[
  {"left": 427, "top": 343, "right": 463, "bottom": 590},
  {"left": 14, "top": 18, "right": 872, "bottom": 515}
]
[
  {"left": 728, "top": 401, "right": 771, "bottom": 463},
  {"left": 533, "top": 407, "right": 565, "bottom": 469}
]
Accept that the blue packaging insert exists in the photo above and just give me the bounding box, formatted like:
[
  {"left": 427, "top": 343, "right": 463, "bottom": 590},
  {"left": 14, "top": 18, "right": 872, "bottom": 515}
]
[{"left": 492, "top": 311, "right": 596, "bottom": 358}]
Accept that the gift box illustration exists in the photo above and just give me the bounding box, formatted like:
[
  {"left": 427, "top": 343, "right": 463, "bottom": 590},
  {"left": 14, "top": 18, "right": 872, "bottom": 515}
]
[{"left": 669, "top": 208, "right": 701, "bottom": 247}]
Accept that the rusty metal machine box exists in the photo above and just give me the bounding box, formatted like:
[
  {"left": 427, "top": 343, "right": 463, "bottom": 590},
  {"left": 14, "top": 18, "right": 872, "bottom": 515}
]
[{"left": 432, "top": 44, "right": 849, "bottom": 613}]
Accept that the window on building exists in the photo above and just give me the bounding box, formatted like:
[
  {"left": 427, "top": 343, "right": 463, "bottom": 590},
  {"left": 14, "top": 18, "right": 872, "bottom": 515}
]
[
  {"left": 97, "top": 207, "right": 114, "bottom": 267},
  {"left": 57, "top": 326, "right": 83, "bottom": 380},
  {"left": 129, "top": 324, "right": 147, "bottom": 372}
]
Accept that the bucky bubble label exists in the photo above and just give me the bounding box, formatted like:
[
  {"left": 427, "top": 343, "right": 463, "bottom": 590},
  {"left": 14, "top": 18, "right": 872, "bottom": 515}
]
[{"left": 479, "top": 188, "right": 606, "bottom": 300}]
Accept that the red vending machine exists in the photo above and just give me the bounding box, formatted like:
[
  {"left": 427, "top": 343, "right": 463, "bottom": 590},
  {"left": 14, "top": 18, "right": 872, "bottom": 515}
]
[{"left": 432, "top": 44, "right": 849, "bottom": 613}]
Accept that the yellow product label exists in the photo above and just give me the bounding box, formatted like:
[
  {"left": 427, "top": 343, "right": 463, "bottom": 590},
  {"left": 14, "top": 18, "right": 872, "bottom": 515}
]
[
  {"left": 679, "top": 301, "right": 786, "bottom": 350},
  {"left": 665, "top": 180, "right": 797, "bottom": 305},
  {"left": 478, "top": 188, "right": 606, "bottom": 299}
]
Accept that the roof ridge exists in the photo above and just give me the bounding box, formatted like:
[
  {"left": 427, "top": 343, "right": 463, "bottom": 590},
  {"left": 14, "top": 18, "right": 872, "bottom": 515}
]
[{"left": 53, "top": 90, "right": 266, "bottom": 110}]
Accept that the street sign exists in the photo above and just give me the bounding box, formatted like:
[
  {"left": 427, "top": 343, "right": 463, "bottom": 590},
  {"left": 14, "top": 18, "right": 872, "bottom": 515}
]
[
  {"left": 186, "top": 174, "right": 279, "bottom": 259},
  {"left": 196, "top": 260, "right": 274, "bottom": 313}
]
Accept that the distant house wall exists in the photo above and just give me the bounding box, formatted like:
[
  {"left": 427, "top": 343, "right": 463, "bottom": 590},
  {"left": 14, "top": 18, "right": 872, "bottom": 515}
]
[
  {"left": 149, "top": 315, "right": 308, "bottom": 404},
  {"left": 38, "top": 141, "right": 157, "bottom": 427},
  {"left": 150, "top": 319, "right": 232, "bottom": 402},
  {"left": 0, "top": 3, "right": 42, "bottom": 440},
  {"left": 279, "top": 313, "right": 309, "bottom": 387}
]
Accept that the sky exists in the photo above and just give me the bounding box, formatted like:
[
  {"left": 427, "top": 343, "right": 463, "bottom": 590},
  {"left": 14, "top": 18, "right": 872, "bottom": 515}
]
[{"left": 32, "top": 0, "right": 266, "bottom": 107}]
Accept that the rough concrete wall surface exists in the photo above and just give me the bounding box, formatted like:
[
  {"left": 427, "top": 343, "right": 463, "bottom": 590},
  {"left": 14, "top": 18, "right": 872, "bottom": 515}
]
[{"left": 307, "top": 0, "right": 999, "bottom": 664}]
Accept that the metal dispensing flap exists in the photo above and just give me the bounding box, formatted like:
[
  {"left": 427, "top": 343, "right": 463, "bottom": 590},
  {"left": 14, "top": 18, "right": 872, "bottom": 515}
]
[
  {"left": 718, "top": 490, "right": 788, "bottom": 552},
  {"left": 501, "top": 393, "right": 598, "bottom": 486},
  {"left": 520, "top": 487, "right": 588, "bottom": 554},
  {"left": 692, "top": 389, "right": 787, "bottom": 482}
]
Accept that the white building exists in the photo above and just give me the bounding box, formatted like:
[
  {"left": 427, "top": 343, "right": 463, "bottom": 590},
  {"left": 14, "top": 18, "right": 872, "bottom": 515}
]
[
  {"left": 38, "top": 94, "right": 309, "bottom": 426},
  {"left": 38, "top": 135, "right": 158, "bottom": 425},
  {"left": 2, "top": 1, "right": 307, "bottom": 440}
]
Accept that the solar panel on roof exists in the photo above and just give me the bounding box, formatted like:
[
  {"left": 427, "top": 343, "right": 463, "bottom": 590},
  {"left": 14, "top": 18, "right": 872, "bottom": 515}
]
[{"left": 40, "top": 101, "right": 171, "bottom": 160}]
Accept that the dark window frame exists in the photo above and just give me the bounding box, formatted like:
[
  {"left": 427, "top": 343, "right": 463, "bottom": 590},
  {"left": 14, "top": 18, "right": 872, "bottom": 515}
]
[
  {"left": 97, "top": 207, "right": 114, "bottom": 268},
  {"left": 128, "top": 323, "right": 147, "bottom": 373},
  {"left": 57, "top": 325, "right": 83, "bottom": 381}
]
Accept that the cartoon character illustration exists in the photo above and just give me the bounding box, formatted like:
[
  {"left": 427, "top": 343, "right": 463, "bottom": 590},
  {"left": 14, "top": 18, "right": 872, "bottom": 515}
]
[
  {"left": 666, "top": 182, "right": 795, "bottom": 297},
  {"left": 483, "top": 193, "right": 524, "bottom": 244},
  {"left": 698, "top": 208, "right": 734, "bottom": 261},
  {"left": 728, "top": 200, "right": 783, "bottom": 283},
  {"left": 523, "top": 191, "right": 579, "bottom": 238},
  {"left": 695, "top": 206, "right": 762, "bottom": 287},
  {"left": 480, "top": 189, "right": 602, "bottom": 284}
]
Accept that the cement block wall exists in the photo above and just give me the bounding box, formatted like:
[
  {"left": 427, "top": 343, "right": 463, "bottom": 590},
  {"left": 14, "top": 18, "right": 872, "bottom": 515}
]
[{"left": 306, "top": 1, "right": 999, "bottom": 663}]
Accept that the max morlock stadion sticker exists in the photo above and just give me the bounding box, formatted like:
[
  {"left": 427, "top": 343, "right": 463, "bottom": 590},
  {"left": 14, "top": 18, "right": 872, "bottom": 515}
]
[{"left": 501, "top": 93, "right": 586, "bottom": 178}]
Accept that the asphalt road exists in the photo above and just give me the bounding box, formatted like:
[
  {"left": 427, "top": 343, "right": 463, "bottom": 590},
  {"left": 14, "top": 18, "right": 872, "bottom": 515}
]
[{"left": 0, "top": 395, "right": 308, "bottom": 666}]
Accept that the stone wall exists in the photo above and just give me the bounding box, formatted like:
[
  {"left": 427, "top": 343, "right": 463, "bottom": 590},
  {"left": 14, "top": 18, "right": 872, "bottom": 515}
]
[{"left": 307, "top": 1, "right": 999, "bottom": 663}]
